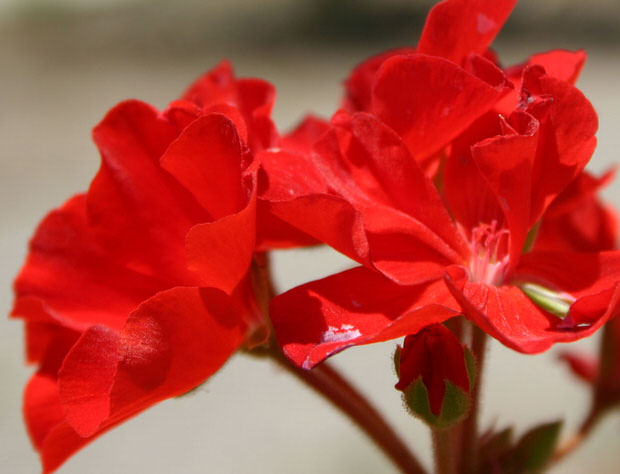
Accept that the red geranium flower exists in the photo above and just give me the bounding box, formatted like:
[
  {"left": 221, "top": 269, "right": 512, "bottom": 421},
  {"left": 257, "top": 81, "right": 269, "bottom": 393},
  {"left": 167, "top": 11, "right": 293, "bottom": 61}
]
[
  {"left": 268, "top": 45, "right": 620, "bottom": 369},
  {"left": 11, "top": 62, "right": 308, "bottom": 472}
]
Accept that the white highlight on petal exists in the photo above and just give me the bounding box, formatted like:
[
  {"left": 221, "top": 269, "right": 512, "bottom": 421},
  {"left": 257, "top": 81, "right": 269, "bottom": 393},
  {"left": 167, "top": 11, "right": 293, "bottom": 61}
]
[
  {"left": 477, "top": 13, "right": 496, "bottom": 34},
  {"left": 320, "top": 324, "right": 362, "bottom": 343}
]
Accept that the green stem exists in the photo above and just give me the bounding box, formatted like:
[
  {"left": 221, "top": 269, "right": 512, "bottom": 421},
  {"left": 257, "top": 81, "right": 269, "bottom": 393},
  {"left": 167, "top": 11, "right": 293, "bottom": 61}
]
[
  {"left": 458, "top": 324, "right": 487, "bottom": 474},
  {"left": 433, "top": 428, "right": 457, "bottom": 474}
]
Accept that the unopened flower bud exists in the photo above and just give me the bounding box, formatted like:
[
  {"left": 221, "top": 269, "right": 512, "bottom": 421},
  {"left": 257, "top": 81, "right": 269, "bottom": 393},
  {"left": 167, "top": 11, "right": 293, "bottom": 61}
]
[{"left": 395, "top": 323, "right": 474, "bottom": 428}]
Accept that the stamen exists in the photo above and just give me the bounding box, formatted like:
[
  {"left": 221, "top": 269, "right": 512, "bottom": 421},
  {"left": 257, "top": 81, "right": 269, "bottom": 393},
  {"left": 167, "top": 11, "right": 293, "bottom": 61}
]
[{"left": 468, "top": 221, "right": 510, "bottom": 286}]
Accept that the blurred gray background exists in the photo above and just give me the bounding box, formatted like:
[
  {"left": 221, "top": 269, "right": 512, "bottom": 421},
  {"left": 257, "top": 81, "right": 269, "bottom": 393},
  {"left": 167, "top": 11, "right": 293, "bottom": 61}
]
[{"left": 1, "top": 0, "right": 619, "bottom": 472}]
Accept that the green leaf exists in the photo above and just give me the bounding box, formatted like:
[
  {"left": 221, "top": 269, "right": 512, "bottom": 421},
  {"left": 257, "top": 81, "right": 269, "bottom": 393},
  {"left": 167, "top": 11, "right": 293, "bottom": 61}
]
[
  {"left": 479, "top": 427, "right": 514, "bottom": 472},
  {"left": 513, "top": 421, "right": 562, "bottom": 472},
  {"left": 481, "top": 426, "right": 513, "bottom": 454}
]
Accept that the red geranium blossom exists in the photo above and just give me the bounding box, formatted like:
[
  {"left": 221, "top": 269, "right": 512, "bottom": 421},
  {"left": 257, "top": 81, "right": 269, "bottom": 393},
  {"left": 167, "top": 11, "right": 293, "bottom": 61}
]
[
  {"left": 11, "top": 62, "right": 308, "bottom": 472},
  {"left": 267, "top": 4, "right": 620, "bottom": 368}
]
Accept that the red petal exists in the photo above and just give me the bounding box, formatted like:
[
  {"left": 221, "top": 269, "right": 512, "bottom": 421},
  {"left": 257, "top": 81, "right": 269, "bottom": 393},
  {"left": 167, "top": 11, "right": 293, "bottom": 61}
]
[
  {"left": 527, "top": 49, "right": 586, "bottom": 84},
  {"left": 160, "top": 113, "right": 248, "bottom": 220},
  {"left": 269, "top": 193, "right": 371, "bottom": 266},
  {"left": 516, "top": 251, "right": 620, "bottom": 299},
  {"left": 89, "top": 100, "right": 206, "bottom": 281},
  {"left": 255, "top": 147, "right": 321, "bottom": 250},
  {"left": 258, "top": 148, "right": 329, "bottom": 201},
  {"left": 180, "top": 61, "right": 278, "bottom": 151},
  {"left": 536, "top": 198, "right": 618, "bottom": 253},
  {"left": 24, "top": 373, "right": 88, "bottom": 473},
  {"left": 24, "top": 374, "right": 64, "bottom": 453},
  {"left": 57, "top": 325, "right": 119, "bottom": 437},
  {"left": 258, "top": 122, "right": 365, "bottom": 252},
  {"left": 255, "top": 201, "right": 318, "bottom": 250},
  {"left": 497, "top": 49, "right": 587, "bottom": 114},
  {"left": 22, "top": 288, "right": 245, "bottom": 472},
  {"left": 367, "top": 226, "right": 454, "bottom": 286},
  {"left": 445, "top": 278, "right": 566, "bottom": 353},
  {"left": 470, "top": 111, "right": 539, "bottom": 265},
  {"left": 521, "top": 66, "right": 598, "bottom": 222},
  {"left": 280, "top": 114, "right": 330, "bottom": 154},
  {"left": 446, "top": 251, "right": 620, "bottom": 353},
  {"left": 343, "top": 47, "right": 417, "bottom": 112},
  {"left": 236, "top": 78, "right": 279, "bottom": 151},
  {"left": 23, "top": 321, "right": 80, "bottom": 378},
  {"left": 418, "top": 0, "right": 517, "bottom": 64},
  {"left": 333, "top": 112, "right": 468, "bottom": 259},
  {"left": 159, "top": 113, "right": 260, "bottom": 292},
  {"left": 12, "top": 195, "right": 164, "bottom": 332},
  {"left": 181, "top": 60, "right": 238, "bottom": 107},
  {"left": 371, "top": 54, "right": 509, "bottom": 160},
  {"left": 535, "top": 170, "right": 618, "bottom": 253},
  {"left": 444, "top": 112, "right": 505, "bottom": 235},
  {"left": 558, "top": 351, "right": 599, "bottom": 385},
  {"left": 271, "top": 266, "right": 464, "bottom": 369},
  {"left": 265, "top": 113, "right": 467, "bottom": 280},
  {"left": 59, "top": 287, "right": 245, "bottom": 438},
  {"left": 185, "top": 184, "right": 257, "bottom": 294},
  {"left": 543, "top": 170, "right": 615, "bottom": 219}
]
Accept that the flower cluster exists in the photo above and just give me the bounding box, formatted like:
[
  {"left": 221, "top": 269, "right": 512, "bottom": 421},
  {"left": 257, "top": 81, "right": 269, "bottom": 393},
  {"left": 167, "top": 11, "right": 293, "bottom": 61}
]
[{"left": 11, "top": 0, "right": 620, "bottom": 472}]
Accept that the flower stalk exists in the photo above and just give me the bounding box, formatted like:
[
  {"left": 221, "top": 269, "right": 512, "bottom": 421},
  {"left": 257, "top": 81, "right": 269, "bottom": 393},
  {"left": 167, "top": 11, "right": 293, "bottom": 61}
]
[
  {"left": 459, "top": 324, "right": 487, "bottom": 474},
  {"left": 551, "top": 406, "right": 600, "bottom": 464},
  {"left": 269, "top": 348, "right": 427, "bottom": 474},
  {"left": 250, "top": 252, "right": 426, "bottom": 474},
  {"left": 432, "top": 427, "right": 457, "bottom": 474}
]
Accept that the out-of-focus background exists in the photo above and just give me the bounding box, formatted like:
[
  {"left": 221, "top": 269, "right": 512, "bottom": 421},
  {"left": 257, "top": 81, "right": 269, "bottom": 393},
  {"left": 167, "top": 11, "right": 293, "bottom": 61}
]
[{"left": 1, "top": 0, "right": 619, "bottom": 472}]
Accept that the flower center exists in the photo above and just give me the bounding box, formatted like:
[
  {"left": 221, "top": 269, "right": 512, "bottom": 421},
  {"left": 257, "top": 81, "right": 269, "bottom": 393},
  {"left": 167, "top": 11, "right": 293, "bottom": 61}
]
[{"left": 468, "top": 221, "right": 510, "bottom": 286}]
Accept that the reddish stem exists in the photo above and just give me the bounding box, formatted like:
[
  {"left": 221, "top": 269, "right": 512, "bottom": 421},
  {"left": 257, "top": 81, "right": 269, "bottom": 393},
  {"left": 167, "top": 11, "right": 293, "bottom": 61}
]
[
  {"left": 270, "top": 349, "right": 427, "bottom": 474},
  {"left": 433, "top": 427, "right": 457, "bottom": 474},
  {"left": 553, "top": 319, "right": 618, "bottom": 465},
  {"left": 458, "top": 324, "right": 487, "bottom": 474},
  {"left": 552, "top": 406, "right": 600, "bottom": 464},
  {"left": 250, "top": 252, "right": 427, "bottom": 473}
]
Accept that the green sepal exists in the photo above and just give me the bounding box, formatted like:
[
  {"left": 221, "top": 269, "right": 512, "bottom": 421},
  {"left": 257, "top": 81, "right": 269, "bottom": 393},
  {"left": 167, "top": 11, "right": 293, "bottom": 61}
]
[
  {"left": 464, "top": 346, "right": 476, "bottom": 391},
  {"left": 403, "top": 378, "right": 471, "bottom": 429},
  {"left": 393, "top": 345, "right": 401, "bottom": 375}
]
